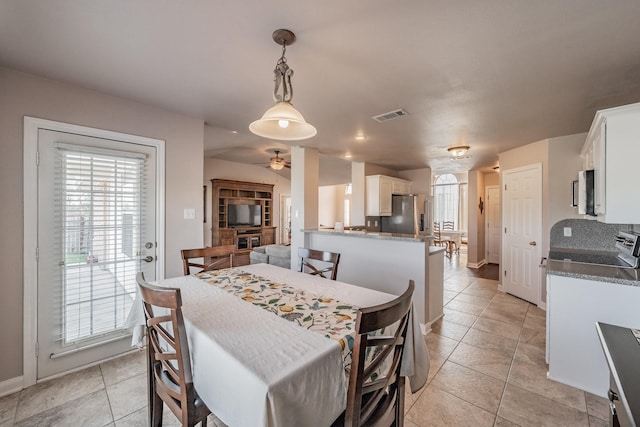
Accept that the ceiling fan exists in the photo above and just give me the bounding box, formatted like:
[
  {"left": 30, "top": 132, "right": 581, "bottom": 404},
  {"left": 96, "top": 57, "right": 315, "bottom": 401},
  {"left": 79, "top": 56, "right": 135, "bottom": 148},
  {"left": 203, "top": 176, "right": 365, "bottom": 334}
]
[{"left": 268, "top": 150, "right": 291, "bottom": 171}]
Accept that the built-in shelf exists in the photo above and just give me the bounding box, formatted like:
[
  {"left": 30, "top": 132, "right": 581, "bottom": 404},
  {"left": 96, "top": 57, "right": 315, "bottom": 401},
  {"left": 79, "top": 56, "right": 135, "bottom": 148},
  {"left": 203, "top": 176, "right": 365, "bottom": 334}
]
[{"left": 211, "top": 179, "right": 276, "bottom": 266}]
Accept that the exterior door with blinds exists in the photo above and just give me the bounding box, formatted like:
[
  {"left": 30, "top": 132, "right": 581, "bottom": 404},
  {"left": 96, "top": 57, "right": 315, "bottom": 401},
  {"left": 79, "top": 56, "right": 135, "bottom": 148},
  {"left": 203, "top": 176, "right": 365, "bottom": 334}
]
[{"left": 37, "top": 129, "right": 157, "bottom": 379}]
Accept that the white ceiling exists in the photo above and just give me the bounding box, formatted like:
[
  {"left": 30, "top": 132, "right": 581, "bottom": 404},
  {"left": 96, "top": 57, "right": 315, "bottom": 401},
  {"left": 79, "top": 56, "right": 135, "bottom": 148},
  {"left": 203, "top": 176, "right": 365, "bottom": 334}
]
[{"left": 2, "top": 1, "right": 640, "bottom": 184}]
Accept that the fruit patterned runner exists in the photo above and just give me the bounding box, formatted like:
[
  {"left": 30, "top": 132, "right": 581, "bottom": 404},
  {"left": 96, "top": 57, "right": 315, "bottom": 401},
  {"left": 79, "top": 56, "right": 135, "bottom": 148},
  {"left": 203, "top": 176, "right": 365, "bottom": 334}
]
[{"left": 194, "top": 268, "right": 359, "bottom": 371}]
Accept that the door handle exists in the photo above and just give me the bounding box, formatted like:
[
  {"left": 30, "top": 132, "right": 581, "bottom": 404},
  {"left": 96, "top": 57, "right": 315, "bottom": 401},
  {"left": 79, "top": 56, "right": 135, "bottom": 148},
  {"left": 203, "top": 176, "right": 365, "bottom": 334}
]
[
  {"left": 143, "top": 256, "right": 154, "bottom": 263},
  {"left": 529, "top": 241, "right": 537, "bottom": 246}
]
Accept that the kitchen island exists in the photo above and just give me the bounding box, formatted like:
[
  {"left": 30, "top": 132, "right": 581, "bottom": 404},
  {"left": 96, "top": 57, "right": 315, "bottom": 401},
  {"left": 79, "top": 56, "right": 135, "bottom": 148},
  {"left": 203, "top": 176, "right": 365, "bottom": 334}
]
[{"left": 302, "top": 229, "right": 441, "bottom": 334}]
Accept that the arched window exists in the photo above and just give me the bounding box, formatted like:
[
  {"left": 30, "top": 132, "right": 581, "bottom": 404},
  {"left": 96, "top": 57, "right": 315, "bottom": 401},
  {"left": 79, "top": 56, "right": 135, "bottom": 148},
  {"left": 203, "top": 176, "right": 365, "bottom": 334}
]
[{"left": 434, "top": 174, "right": 459, "bottom": 229}]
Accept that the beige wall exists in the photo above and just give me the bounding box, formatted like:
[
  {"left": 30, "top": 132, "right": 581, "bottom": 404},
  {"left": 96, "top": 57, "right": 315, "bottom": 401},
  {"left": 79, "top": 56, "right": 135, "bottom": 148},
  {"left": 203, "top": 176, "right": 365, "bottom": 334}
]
[
  {"left": 548, "top": 133, "right": 586, "bottom": 228},
  {"left": 467, "top": 170, "right": 486, "bottom": 265},
  {"left": 0, "top": 66, "right": 204, "bottom": 382},
  {"left": 203, "top": 158, "right": 291, "bottom": 245},
  {"left": 318, "top": 185, "right": 342, "bottom": 228},
  {"left": 484, "top": 172, "right": 499, "bottom": 187},
  {"left": 398, "top": 167, "right": 432, "bottom": 194},
  {"left": 364, "top": 163, "right": 400, "bottom": 177}
]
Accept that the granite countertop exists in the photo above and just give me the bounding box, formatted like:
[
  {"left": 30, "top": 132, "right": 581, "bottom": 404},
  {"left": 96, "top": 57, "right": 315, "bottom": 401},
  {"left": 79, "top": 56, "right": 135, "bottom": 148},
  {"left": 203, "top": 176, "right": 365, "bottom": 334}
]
[
  {"left": 546, "top": 248, "right": 640, "bottom": 286},
  {"left": 429, "top": 246, "right": 447, "bottom": 255},
  {"left": 302, "top": 228, "right": 434, "bottom": 243}
]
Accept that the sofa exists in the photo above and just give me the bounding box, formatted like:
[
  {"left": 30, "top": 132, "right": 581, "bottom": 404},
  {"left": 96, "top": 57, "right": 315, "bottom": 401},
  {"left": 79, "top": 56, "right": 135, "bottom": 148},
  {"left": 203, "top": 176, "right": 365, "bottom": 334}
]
[{"left": 250, "top": 244, "right": 291, "bottom": 269}]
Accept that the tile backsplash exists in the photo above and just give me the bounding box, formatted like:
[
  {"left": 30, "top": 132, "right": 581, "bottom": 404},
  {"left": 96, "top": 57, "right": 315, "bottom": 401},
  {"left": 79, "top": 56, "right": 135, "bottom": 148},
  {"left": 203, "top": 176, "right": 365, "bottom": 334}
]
[{"left": 550, "top": 219, "right": 632, "bottom": 252}]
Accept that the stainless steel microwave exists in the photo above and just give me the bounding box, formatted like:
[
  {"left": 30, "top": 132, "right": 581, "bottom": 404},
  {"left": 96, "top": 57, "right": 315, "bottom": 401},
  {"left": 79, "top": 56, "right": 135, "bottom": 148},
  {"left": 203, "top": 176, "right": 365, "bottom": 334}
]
[{"left": 577, "top": 170, "right": 596, "bottom": 216}]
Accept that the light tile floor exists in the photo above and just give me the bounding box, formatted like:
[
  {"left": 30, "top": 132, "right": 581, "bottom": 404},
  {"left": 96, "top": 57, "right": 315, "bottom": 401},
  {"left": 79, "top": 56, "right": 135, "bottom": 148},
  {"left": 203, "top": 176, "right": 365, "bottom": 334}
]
[{"left": 0, "top": 254, "right": 610, "bottom": 426}]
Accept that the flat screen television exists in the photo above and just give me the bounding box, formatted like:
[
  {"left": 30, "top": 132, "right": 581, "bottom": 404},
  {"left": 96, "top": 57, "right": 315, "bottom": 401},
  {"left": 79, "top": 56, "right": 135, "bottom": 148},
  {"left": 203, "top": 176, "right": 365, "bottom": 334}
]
[{"left": 228, "top": 204, "right": 262, "bottom": 227}]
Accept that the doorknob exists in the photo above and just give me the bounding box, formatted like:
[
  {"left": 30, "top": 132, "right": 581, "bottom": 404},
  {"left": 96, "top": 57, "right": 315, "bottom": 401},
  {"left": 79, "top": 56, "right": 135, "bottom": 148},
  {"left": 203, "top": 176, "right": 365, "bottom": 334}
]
[
  {"left": 143, "top": 256, "right": 154, "bottom": 263},
  {"left": 529, "top": 241, "right": 537, "bottom": 246}
]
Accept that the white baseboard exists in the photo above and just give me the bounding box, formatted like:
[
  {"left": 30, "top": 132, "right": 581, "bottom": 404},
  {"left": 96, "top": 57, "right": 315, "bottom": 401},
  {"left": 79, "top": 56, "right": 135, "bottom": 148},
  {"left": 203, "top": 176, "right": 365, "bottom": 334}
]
[
  {"left": 0, "top": 376, "right": 24, "bottom": 398},
  {"left": 421, "top": 314, "right": 444, "bottom": 336},
  {"left": 497, "top": 284, "right": 505, "bottom": 293},
  {"left": 538, "top": 301, "right": 547, "bottom": 310},
  {"left": 466, "top": 259, "right": 486, "bottom": 269}
]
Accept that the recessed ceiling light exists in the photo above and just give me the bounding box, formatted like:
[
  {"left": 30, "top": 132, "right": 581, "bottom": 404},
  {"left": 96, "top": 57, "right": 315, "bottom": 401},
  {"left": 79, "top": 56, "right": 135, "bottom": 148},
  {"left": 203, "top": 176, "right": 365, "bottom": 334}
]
[
  {"left": 355, "top": 135, "right": 366, "bottom": 141},
  {"left": 231, "top": 130, "right": 238, "bottom": 134},
  {"left": 345, "top": 154, "right": 353, "bottom": 159}
]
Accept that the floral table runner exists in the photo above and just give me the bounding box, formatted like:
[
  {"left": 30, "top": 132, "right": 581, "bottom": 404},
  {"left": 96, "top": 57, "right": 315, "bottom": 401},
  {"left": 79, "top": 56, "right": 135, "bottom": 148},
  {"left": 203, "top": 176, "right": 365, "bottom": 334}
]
[{"left": 194, "top": 268, "right": 360, "bottom": 370}]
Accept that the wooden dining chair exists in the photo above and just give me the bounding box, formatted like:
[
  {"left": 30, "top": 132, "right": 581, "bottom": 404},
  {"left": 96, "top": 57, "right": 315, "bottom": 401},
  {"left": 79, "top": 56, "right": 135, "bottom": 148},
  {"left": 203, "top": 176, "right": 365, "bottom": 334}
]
[
  {"left": 441, "top": 221, "right": 458, "bottom": 255},
  {"left": 333, "top": 280, "right": 415, "bottom": 427},
  {"left": 298, "top": 247, "right": 341, "bottom": 280},
  {"left": 181, "top": 245, "right": 236, "bottom": 275},
  {"left": 136, "top": 272, "right": 211, "bottom": 427},
  {"left": 432, "top": 221, "right": 444, "bottom": 247}
]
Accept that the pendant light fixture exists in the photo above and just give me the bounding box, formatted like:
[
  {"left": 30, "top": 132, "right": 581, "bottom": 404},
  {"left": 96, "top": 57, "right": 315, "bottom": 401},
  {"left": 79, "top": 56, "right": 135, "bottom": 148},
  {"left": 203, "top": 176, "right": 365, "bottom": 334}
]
[{"left": 249, "top": 29, "right": 317, "bottom": 141}]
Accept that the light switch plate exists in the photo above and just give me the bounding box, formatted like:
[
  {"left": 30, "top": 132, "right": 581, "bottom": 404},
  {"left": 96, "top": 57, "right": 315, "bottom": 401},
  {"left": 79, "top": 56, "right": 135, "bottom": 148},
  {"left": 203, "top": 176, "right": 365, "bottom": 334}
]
[
  {"left": 563, "top": 227, "right": 572, "bottom": 237},
  {"left": 184, "top": 208, "right": 196, "bottom": 219}
]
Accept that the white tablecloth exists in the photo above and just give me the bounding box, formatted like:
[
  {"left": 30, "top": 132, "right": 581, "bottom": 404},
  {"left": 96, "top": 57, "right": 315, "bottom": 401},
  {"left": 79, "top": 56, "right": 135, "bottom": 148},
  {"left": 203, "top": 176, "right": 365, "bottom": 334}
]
[{"left": 128, "top": 263, "right": 429, "bottom": 427}]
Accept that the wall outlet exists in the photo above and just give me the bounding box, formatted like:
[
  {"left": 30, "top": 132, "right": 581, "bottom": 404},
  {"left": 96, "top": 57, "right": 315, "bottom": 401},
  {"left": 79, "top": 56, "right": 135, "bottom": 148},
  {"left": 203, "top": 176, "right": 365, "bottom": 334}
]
[
  {"left": 374, "top": 220, "right": 378, "bottom": 227},
  {"left": 183, "top": 208, "right": 196, "bottom": 219},
  {"left": 563, "top": 227, "right": 572, "bottom": 237},
  {"left": 367, "top": 220, "right": 371, "bottom": 227}
]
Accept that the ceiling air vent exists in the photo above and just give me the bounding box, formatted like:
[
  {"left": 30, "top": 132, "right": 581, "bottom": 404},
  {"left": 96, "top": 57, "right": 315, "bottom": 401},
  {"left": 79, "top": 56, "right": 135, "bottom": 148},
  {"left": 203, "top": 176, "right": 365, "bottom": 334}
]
[{"left": 372, "top": 109, "right": 409, "bottom": 123}]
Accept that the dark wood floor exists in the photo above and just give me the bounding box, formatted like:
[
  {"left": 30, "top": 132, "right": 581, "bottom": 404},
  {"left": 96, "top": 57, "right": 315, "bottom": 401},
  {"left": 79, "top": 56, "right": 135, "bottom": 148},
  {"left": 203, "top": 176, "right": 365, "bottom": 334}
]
[{"left": 442, "top": 246, "right": 499, "bottom": 281}]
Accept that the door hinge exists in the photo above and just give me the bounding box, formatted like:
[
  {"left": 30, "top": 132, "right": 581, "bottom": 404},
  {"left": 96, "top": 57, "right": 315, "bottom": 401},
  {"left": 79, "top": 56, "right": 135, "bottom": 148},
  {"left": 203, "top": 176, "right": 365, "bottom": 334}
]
[
  {"left": 504, "top": 227, "right": 507, "bottom": 233},
  {"left": 36, "top": 150, "right": 40, "bottom": 166},
  {"left": 35, "top": 247, "right": 39, "bottom": 262},
  {"left": 35, "top": 341, "right": 39, "bottom": 358},
  {"left": 504, "top": 270, "right": 507, "bottom": 277}
]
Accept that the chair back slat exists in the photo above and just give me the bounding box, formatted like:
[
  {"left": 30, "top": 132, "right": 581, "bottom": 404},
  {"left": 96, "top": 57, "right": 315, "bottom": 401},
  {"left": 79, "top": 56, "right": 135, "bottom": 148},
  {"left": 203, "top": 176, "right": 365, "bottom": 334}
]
[
  {"left": 181, "top": 245, "right": 236, "bottom": 275},
  {"left": 298, "top": 247, "right": 341, "bottom": 280},
  {"left": 342, "top": 280, "right": 414, "bottom": 427}
]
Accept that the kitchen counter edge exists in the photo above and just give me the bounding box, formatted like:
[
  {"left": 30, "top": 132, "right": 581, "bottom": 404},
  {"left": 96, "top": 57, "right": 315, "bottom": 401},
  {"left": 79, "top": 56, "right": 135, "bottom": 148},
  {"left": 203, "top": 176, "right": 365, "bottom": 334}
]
[
  {"left": 546, "top": 259, "right": 640, "bottom": 286},
  {"left": 302, "top": 229, "right": 433, "bottom": 243}
]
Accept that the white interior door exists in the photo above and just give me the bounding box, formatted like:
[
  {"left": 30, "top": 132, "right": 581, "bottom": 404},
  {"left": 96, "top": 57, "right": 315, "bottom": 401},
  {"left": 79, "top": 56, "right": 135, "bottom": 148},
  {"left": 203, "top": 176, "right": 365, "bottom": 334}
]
[
  {"left": 36, "top": 128, "right": 158, "bottom": 379},
  {"left": 486, "top": 186, "right": 501, "bottom": 264},
  {"left": 502, "top": 164, "right": 542, "bottom": 304}
]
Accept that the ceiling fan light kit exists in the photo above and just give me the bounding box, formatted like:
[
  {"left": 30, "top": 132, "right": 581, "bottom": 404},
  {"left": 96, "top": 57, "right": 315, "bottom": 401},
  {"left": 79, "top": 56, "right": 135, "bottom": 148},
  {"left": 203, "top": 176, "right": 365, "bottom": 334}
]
[
  {"left": 268, "top": 150, "right": 290, "bottom": 170},
  {"left": 249, "top": 29, "right": 317, "bottom": 141}
]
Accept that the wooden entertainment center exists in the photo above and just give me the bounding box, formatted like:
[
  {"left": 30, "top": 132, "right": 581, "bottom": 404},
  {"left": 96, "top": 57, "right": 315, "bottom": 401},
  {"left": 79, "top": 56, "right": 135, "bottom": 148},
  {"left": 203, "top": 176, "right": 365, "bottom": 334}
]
[{"left": 210, "top": 179, "right": 276, "bottom": 266}]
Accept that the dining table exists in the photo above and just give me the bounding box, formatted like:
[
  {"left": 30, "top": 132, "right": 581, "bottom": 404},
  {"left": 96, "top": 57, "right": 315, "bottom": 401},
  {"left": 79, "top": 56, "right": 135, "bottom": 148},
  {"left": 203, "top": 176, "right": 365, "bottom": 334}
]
[
  {"left": 128, "top": 263, "right": 429, "bottom": 427},
  {"left": 439, "top": 230, "right": 463, "bottom": 256}
]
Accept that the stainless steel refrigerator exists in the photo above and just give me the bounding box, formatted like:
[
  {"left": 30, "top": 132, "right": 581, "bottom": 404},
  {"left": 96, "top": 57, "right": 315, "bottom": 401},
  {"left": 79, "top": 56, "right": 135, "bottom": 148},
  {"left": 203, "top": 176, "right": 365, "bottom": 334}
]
[{"left": 381, "top": 194, "right": 430, "bottom": 234}]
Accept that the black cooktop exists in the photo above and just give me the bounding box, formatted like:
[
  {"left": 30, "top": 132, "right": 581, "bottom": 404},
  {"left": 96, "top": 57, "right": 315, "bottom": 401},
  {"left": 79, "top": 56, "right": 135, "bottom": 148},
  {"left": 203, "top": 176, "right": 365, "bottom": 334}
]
[{"left": 548, "top": 250, "right": 631, "bottom": 268}]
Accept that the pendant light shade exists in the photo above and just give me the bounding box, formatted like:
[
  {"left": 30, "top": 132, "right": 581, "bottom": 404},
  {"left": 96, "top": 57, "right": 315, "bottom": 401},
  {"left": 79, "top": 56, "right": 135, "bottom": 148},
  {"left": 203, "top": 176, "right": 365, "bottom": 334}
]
[
  {"left": 250, "top": 101, "right": 317, "bottom": 140},
  {"left": 250, "top": 29, "right": 317, "bottom": 141}
]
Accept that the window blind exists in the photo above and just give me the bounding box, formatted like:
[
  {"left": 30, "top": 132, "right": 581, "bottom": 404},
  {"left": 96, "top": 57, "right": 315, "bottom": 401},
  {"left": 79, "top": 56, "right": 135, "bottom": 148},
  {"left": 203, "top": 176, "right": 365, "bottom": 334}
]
[{"left": 50, "top": 145, "right": 147, "bottom": 346}]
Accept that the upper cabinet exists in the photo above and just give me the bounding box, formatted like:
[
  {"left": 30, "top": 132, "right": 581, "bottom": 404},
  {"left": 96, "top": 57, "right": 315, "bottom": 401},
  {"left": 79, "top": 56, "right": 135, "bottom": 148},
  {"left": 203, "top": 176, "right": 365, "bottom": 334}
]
[
  {"left": 366, "top": 175, "right": 412, "bottom": 216},
  {"left": 582, "top": 102, "right": 640, "bottom": 223}
]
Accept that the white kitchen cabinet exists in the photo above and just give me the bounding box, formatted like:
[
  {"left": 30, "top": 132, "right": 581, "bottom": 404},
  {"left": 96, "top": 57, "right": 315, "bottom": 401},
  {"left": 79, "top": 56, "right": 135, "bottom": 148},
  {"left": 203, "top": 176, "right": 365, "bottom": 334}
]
[
  {"left": 366, "top": 175, "right": 393, "bottom": 216},
  {"left": 392, "top": 179, "right": 411, "bottom": 195},
  {"left": 366, "top": 175, "right": 412, "bottom": 216},
  {"left": 546, "top": 274, "right": 640, "bottom": 397},
  {"left": 582, "top": 102, "right": 640, "bottom": 223}
]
